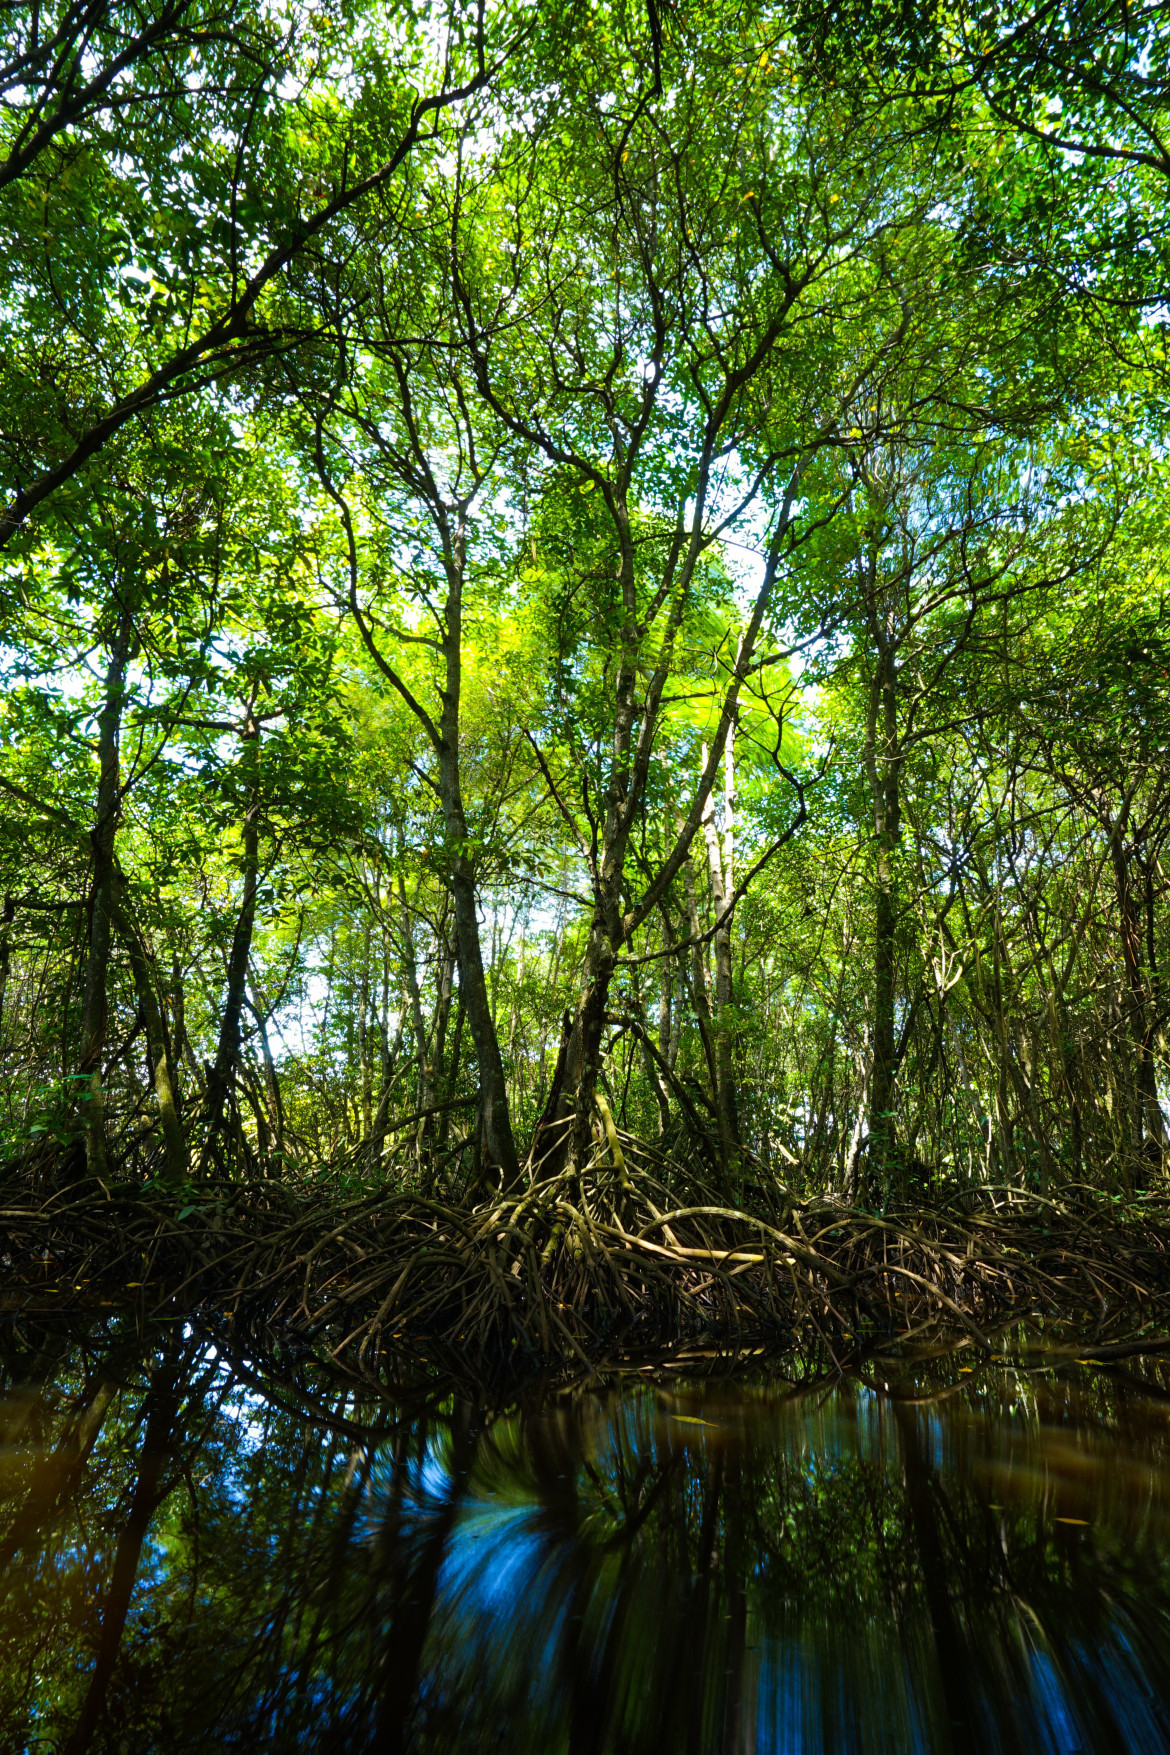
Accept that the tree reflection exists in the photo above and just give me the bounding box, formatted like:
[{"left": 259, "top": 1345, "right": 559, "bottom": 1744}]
[{"left": 2, "top": 1325, "right": 1170, "bottom": 1751}]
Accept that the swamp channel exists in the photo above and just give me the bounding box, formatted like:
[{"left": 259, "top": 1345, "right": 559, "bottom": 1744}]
[{"left": 2, "top": 1318, "right": 1170, "bottom": 1753}]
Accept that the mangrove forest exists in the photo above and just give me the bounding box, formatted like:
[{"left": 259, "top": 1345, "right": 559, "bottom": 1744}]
[{"left": 2, "top": 0, "right": 1170, "bottom": 1364}]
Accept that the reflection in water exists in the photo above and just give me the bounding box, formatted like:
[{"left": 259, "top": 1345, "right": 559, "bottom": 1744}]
[{"left": 1, "top": 1324, "right": 1170, "bottom": 1751}]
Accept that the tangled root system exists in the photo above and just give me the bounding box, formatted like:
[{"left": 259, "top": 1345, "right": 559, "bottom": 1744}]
[{"left": 4, "top": 1132, "right": 1170, "bottom": 1383}]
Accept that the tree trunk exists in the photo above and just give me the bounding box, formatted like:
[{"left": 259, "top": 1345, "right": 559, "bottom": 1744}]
[
  {"left": 246, "top": 972, "right": 287, "bottom": 1160},
  {"left": 171, "top": 953, "right": 200, "bottom": 1093},
  {"left": 1107, "top": 816, "right": 1164, "bottom": 1186},
  {"left": 358, "top": 922, "right": 373, "bottom": 1138},
  {"left": 701, "top": 735, "right": 740, "bottom": 1179},
  {"left": 1140, "top": 849, "right": 1166, "bottom": 1164},
  {"left": 0, "top": 893, "right": 14, "bottom": 1046},
  {"left": 111, "top": 876, "right": 186, "bottom": 1184},
  {"left": 864, "top": 635, "right": 902, "bottom": 1202},
  {"left": 648, "top": 948, "right": 673, "bottom": 1136},
  {"left": 368, "top": 1009, "right": 404, "bottom": 1174},
  {"left": 437, "top": 984, "right": 466, "bottom": 1152},
  {"left": 435, "top": 521, "right": 519, "bottom": 1190},
  {"left": 658, "top": 915, "right": 675, "bottom": 1062},
  {"left": 78, "top": 603, "right": 136, "bottom": 1180},
  {"left": 681, "top": 843, "right": 719, "bottom": 1099},
  {"left": 397, "top": 874, "right": 432, "bottom": 1124},
  {"left": 432, "top": 930, "right": 456, "bottom": 1082},
  {"left": 869, "top": 866, "right": 898, "bottom": 1192},
  {"left": 202, "top": 711, "right": 261, "bottom": 1161}
]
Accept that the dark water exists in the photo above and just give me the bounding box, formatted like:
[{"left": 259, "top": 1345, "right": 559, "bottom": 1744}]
[{"left": 3, "top": 1322, "right": 1170, "bottom": 1751}]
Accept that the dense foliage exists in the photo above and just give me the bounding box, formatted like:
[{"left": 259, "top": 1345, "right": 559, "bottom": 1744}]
[{"left": 2, "top": 0, "right": 1169, "bottom": 1208}]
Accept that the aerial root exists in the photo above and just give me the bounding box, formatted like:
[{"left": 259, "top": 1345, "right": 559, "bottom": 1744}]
[{"left": 3, "top": 1140, "right": 1170, "bottom": 1378}]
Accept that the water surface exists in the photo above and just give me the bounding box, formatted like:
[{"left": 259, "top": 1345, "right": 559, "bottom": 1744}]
[{"left": 3, "top": 1321, "right": 1170, "bottom": 1752}]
